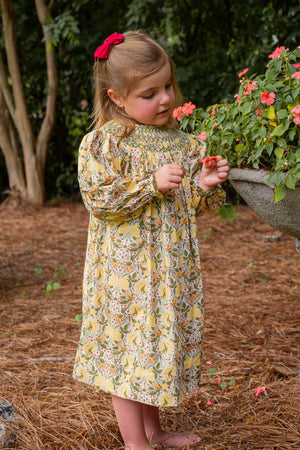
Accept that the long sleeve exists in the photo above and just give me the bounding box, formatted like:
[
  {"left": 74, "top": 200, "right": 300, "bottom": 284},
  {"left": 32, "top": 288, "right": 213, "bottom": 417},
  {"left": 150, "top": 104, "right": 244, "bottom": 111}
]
[
  {"left": 186, "top": 135, "right": 226, "bottom": 215},
  {"left": 78, "top": 129, "right": 163, "bottom": 221}
]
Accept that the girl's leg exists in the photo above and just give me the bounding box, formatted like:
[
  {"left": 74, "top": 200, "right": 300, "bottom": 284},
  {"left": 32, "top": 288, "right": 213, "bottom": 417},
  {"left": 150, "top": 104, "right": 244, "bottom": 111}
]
[
  {"left": 111, "top": 395, "right": 149, "bottom": 450},
  {"left": 142, "top": 403, "right": 201, "bottom": 448}
]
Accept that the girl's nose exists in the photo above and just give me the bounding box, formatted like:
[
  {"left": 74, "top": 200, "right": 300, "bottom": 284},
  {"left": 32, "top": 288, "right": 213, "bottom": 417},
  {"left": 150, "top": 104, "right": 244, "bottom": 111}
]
[{"left": 160, "top": 90, "right": 170, "bottom": 105}]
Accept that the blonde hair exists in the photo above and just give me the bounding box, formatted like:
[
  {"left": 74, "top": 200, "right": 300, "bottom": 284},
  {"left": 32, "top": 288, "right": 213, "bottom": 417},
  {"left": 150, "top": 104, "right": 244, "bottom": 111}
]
[{"left": 91, "top": 30, "right": 182, "bottom": 134}]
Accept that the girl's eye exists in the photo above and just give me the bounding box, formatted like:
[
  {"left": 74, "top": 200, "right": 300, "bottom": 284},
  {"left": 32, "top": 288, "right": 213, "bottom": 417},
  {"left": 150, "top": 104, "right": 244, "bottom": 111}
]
[
  {"left": 142, "top": 93, "right": 154, "bottom": 99},
  {"left": 166, "top": 83, "right": 172, "bottom": 89}
]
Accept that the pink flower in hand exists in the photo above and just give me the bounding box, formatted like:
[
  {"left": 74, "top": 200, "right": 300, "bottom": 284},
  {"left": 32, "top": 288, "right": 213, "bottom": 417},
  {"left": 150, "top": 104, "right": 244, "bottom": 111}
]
[
  {"left": 291, "top": 105, "right": 300, "bottom": 125},
  {"left": 268, "top": 46, "right": 285, "bottom": 59},
  {"left": 261, "top": 91, "right": 275, "bottom": 105}
]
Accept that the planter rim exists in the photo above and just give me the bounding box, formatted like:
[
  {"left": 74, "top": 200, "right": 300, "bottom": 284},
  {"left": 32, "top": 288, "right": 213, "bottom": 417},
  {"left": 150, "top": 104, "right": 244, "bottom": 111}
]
[
  {"left": 228, "top": 168, "right": 274, "bottom": 187},
  {"left": 228, "top": 168, "right": 300, "bottom": 190}
]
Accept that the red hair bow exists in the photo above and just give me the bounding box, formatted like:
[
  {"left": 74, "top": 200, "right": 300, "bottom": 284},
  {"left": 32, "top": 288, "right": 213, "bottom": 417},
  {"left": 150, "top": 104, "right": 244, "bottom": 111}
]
[{"left": 94, "top": 32, "right": 124, "bottom": 61}]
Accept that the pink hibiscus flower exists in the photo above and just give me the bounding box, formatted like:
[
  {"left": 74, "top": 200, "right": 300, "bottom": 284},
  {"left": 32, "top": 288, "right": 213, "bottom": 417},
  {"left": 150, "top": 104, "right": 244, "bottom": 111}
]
[
  {"left": 238, "top": 68, "right": 249, "bottom": 78},
  {"left": 255, "top": 386, "right": 267, "bottom": 397},
  {"left": 268, "top": 46, "right": 285, "bottom": 59},
  {"left": 198, "top": 131, "right": 207, "bottom": 141},
  {"left": 291, "top": 105, "right": 300, "bottom": 125},
  {"left": 182, "top": 101, "right": 196, "bottom": 116},
  {"left": 211, "top": 104, "right": 218, "bottom": 118},
  {"left": 291, "top": 71, "right": 300, "bottom": 80},
  {"left": 261, "top": 91, "right": 275, "bottom": 105},
  {"left": 172, "top": 106, "right": 184, "bottom": 121},
  {"left": 294, "top": 63, "right": 300, "bottom": 69},
  {"left": 234, "top": 94, "right": 241, "bottom": 105}
]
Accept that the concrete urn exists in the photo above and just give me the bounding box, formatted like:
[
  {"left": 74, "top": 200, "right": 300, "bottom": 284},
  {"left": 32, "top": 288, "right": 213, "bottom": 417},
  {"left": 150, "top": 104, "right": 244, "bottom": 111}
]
[{"left": 228, "top": 168, "right": 300, "bottom": 253}]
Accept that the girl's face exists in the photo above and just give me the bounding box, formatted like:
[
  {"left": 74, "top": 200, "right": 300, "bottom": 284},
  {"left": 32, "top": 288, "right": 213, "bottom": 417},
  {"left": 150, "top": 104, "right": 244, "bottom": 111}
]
[{"left": 108, "top": 62, "right": 175, "bottom": 126}]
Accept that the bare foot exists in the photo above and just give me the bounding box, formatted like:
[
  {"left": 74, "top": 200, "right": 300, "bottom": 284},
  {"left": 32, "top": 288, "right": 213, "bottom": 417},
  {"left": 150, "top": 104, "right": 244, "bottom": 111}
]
[{"left": 150, "top": 430, "right": 201, "bottom": 448}]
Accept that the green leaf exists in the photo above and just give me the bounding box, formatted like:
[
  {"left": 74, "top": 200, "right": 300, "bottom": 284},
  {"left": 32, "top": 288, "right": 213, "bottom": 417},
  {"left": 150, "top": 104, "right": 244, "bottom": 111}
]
[
  {"left": 208, "top": 368, "right": 218, "bottom": 374},
  {"left": 259, "top": 126, "right": 266, "bottom": 138},
  {"left": 276, "top": 109, "right": 288, "bottom": 119},
  {"left": 284, "top": 173, "right": 296, "bottom": 189},
  {"left": 220, "top": 381, "right": 228, "bottom": 389},
  {"left": 274, "top": 183, "right": 287, "bottom": 202},
  {"left": 218, "top": 205, "right": 237, "bottom": 221},
  {"left": 271, "top": 124, "right": 286, "bottom": 136},
  {"left": 35, "top": 267, "right": 42, "bottom": 276},
  {"left": 266, "top": 105, "right": 276, "bottom": 119},
  {"left": 242, "top": 102, "right": 252, "bottom": 115},
  {"left": 274, "top": 148, "right": 284, "bottom": 159},
  {"left": 266, "top": 142, "right": 274, "bottom": 156},
  {"left": 289, "top": 128, "right": 296, "bottom": 141},
  {"left": 287, "top": 63, "right": 296, "bottom": 76}
]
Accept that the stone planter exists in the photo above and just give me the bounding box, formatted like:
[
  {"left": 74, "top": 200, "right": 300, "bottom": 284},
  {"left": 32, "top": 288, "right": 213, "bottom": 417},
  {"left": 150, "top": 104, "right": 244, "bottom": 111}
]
[{"left": 228, "top": 168, "right": 300, "bottom": 253}]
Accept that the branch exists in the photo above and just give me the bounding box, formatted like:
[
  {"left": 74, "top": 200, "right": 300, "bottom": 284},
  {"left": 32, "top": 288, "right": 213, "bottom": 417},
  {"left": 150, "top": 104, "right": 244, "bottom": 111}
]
[
  {"left": 34, "top": 0, "right": 58, "bottom": 174},
  {"left": 0, "top": 0, "right": 35, "bottom": 151},
  {"left": 0, "top": 86, "right": 26, "bottom": 194},
  {"left": 0, "top": 50, "right": 16, "bottom": 126}
]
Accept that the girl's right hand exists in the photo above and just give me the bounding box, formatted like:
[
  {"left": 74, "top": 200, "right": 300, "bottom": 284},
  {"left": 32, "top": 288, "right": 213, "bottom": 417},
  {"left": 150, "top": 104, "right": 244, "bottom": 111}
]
[{"left": 154, "top": 164, "right": 186, "bottom": 194}]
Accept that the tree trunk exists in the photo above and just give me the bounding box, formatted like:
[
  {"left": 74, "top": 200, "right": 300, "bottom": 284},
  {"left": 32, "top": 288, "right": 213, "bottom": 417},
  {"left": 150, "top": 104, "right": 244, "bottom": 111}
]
[
  {"left": 35, "top": 0, "right": 58, "bottom": 187},
  {"left": 0, "top": 0, "right": 57, "bottom": 205},
  {"left": 0, "top": 87, "right": 26, "bottom": 197}
]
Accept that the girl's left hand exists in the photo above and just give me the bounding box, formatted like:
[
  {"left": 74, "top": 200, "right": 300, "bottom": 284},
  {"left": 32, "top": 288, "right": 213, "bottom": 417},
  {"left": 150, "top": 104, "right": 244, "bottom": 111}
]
[{"left": 198, "top": 155, "right": 229, "bottom": 192}]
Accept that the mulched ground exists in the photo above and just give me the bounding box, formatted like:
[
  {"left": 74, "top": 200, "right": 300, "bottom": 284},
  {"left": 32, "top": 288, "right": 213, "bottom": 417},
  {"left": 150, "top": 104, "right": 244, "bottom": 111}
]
[{"left": 0, "top": 201, "right": 299, "bottom": 449}]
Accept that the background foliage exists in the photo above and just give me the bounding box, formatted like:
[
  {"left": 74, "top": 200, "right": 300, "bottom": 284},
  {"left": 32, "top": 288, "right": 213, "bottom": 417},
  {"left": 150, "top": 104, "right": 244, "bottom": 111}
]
[{"left": 0, "top": 0, "right": 300, "bottom": 200}]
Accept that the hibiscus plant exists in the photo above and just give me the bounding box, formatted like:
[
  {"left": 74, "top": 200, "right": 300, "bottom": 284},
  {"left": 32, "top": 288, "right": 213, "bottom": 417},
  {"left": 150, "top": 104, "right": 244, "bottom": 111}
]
[{"left": 174, "top": 46, "right": 300, "bottom": 202}]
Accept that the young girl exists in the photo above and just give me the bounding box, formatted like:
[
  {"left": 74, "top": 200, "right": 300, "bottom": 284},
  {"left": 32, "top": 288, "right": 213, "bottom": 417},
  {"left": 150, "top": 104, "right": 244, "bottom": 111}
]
[{"left": 73, "top": 30, "right": 229, "bottom": 449}]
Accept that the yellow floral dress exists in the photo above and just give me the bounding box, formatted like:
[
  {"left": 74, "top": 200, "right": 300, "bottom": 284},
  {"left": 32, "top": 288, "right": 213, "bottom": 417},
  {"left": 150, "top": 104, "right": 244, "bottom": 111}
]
[{"left": 73, "top": 120, "right": 225, "bottom": 407}]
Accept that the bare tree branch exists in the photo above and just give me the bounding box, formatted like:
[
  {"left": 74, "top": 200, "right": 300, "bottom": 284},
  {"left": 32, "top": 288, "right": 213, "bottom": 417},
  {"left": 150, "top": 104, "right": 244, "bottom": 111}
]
[
  {"left": 34, "top": 0, "right": 58, "bottom": 176},
  {"left": 0, "top": 0, "right": 43, "bottom": 205},
  {"left": 0, "top": 51, "right": 16, "bottom": 126},
  {"left": 0, "top": 0, "right": 35, "bottom": 153},
  {"left": 0, "top": 86, "right": 26, "bottom": 196}
]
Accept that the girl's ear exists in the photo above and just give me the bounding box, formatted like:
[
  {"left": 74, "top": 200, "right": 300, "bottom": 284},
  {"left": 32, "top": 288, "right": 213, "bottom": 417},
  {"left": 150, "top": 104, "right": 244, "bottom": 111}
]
[{"left": 107, "top": 89, "right": 124, "bottom": 108}]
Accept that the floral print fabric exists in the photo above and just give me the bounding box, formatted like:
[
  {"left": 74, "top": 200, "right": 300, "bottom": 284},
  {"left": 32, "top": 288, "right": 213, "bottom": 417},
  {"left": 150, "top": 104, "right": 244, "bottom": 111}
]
[{"left": 73, "top": 121, "right": 225, "bottom": 407}]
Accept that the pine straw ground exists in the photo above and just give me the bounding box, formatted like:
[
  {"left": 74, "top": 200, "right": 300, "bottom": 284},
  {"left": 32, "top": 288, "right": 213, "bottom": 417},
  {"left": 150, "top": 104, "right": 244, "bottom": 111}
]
[{"left": 0, "top": 202, "right": 299, "bottom": 450}]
